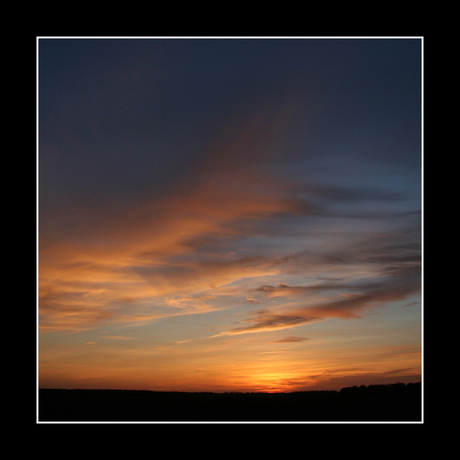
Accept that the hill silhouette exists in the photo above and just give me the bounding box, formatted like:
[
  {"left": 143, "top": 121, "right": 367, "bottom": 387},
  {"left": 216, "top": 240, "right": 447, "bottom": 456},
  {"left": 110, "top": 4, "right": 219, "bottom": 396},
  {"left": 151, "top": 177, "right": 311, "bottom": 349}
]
[{"left": 38, "top": 381, "right": 422, "bottom": 422}]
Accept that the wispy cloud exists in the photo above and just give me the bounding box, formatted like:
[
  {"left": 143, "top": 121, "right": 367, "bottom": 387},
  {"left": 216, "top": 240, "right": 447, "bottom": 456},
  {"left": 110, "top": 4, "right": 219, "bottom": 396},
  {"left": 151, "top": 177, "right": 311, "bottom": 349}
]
[
  {"left": 211, "top": 309, "right": 319, "bottom": 337},
  {"left": 39, "top": 108, "right": 296, "bottom": 332},
  {"left": 246, "top": 296, "right": 262, "bottom": 304},
  {"left": 103, "top": 335, "right": 136, "bottom": 340},
  {"left": 212, "top": 223, "right": 421, "bottom": 337},
  {"left": 273, "top": 336, "right": 310, "bottom": 343},
  {"left": 255, "top": 281, "right": 343, "bottom": 298},
  {"left": 215, "top": 272, "right": 420, "bottom": 337}
]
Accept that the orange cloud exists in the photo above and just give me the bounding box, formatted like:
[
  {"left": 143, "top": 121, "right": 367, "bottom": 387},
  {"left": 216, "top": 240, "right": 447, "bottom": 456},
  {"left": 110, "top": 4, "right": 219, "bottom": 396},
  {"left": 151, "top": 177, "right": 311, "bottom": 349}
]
[
  {"left": 213, "top": 270, "right": 421, "bottom": 337},
  {"left": 211, "top": 309, "right": 321, "bottom": 338},
  {"left": 39, "top": 106, "right": 300, "bottom": 333}
]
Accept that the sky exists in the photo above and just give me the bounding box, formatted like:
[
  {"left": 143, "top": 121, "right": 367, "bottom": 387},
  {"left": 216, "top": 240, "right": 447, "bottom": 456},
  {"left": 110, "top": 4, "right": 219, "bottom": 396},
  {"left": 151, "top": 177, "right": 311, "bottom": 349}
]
[{"left": 37, "top": 37, "right": 423, "bottom": 393}]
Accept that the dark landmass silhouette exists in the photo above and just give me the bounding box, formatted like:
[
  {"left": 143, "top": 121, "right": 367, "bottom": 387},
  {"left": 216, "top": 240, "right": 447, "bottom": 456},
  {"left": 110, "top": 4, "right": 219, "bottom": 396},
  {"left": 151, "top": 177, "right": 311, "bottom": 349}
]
[{"left": 38, "top": 381, "right": 422, "bottom": 422}]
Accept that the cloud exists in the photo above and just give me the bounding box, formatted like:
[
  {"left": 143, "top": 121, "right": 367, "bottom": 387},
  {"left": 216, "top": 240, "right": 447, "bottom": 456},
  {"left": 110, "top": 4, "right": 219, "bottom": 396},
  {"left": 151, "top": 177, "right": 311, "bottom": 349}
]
[
  {"left": 39, "top": 106, "right": 300, "bottom": 332},
  {"left": 213, "top": 248, "right": 421, "bottom": 337},
  {"left": 103, "top": 336, "right": 136, "bottom": 340},
  {"left": 39, "top": 87, "right": 421, "bottom": 335},
  {"left": 39, "top": 302, "right": 113, "bottom": 333},
  {"left": 246, "top": 296, "right": 261, "bottom": 304},
  {"left": 134, "top": 255, "right": 277, "bottom": 297},
  {"left": 256, "top": 281, "right": 343, "bottom": 298},
  {"left": 212, "top": 309, "right": 318, "bottom": 337},
  {"left": 39, "top": 205, "right": 420, "bottom": 333},
  {"left": 273, "top": 336, "right": 310, "bottom": 343},
  {"left": 302, "top": 278, "right": 420, "bottom": 319}
]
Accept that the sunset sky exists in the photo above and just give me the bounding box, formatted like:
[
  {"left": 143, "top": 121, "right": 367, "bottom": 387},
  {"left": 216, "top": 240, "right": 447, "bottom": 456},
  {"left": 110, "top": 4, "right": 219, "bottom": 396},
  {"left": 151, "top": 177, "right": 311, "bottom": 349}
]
[{"left": 38, "top": 37, "right": 423, "bottom": 393}]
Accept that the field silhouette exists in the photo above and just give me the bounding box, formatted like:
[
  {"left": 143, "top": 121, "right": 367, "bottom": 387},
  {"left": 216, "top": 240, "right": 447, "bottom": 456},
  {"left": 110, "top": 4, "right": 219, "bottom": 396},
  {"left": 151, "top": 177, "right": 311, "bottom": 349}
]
[{"left": 38, "top": 381, "right": 421, "bottom": 422}]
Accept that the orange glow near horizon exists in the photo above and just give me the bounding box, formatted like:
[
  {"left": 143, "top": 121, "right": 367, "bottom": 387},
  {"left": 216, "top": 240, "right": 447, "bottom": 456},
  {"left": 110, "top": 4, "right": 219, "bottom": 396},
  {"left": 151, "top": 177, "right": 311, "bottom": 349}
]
[{"left": 39, "top": 316, "right": 421, "bottom": 392}]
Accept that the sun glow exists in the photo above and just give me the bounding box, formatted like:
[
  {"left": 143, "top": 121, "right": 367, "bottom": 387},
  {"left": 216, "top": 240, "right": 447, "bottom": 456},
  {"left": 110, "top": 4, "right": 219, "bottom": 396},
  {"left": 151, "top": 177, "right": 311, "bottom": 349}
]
[{"left": 247, "top": 372, "right": 300, "bottom": 393}]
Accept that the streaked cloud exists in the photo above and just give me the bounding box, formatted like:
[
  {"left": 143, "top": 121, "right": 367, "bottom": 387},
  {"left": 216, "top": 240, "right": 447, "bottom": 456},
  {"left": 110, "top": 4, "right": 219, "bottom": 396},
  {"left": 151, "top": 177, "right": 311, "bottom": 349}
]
[
  {"left": 103, "top": 336, "right": 136, "bottom": 340},
  {"left": 273, "top": 336, "right": 310, "bottom": 343},
  {"left": 212, "top": 309, "right": 319, "bottom": 337}
]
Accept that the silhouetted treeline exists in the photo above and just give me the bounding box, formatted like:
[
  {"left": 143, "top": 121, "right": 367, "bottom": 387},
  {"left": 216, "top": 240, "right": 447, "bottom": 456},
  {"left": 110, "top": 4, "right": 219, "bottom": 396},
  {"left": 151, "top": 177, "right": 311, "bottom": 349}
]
[
  {"left": 339, "top": 381, "right": 420, "bottom": 396},
  {"left": 38, "top": 381, "right": 421, "bottom": 422}
]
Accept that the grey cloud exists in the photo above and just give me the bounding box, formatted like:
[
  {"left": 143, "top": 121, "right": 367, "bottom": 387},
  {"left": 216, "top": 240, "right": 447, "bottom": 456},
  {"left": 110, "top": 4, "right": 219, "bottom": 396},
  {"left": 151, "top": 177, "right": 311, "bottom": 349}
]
[
  {"left": 269, "top": 218, "right": 421, "bottom": 276},
  {"left": 305, "top": 278, "right": 420, "bottom": 319},
  {"left": 218, "top": 309, "right": 317, "bottom": 336},
  {"left": 294, "top": 181, "right": 406, "bottom": 206},
  {"left": 226, "top": 244, "right": 421, "bottom": 335},
  {"left": 134, "top": 254, "right": 271, "bottom": 295},
  {"left": 256, "top": 281, "right": 344, "bottom": 298},
  {"left": 273, "top": 336, "right": 310, "bottom": 343}
]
